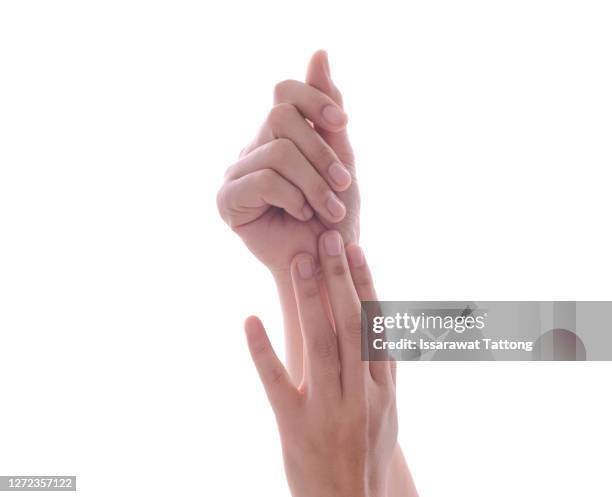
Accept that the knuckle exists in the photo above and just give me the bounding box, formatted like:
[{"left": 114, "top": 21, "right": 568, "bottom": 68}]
[
  {"left": 215, "top": 184, "right": 226, "bottom": 213},
  {"left": 216, "top": 183, "right": 238, "bottom": 229},
  {"left": 268, "top": 138, "right": 296, "bottom": 163},
  {"left": 330, "top": 262, "right": 348, "bottom": 277},
  {"left": 268, "top": 365, "right": 285, "bottom": 386},
  {"left": 215, "top": 186, "right": 230, "bottom": 226},
  {"left": 314, "top": 179, "right": 331, "bottom": 201},
  {"left": 268, "top": 103, "right": 297, "bottom": 129},
  {"left": 312, "top": 333, "right": 338, "bottom": 361},
  {"left": 353, "top": 269, "right": 372, "bottom": 288},
  {"left": 255, "top": 169, "right": 277, "bottom": 195},
  {"left": 311, "top": 144, "right": 336, "bottom": 169},
  {"left": 273, "top": 79, "right": 296, "bottom": 100},
  {"left": 300, "top": 282, "right": 321, "bottom": 301},
  {"left": 343, "top": 311, "right": 364, "bottom": 341},
  {"left": 250, "top": 339, "right": 269, "bottom": 357}
]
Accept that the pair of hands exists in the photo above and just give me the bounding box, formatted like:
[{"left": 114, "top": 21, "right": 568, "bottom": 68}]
[
  {"left": 244, "top": 233, "right": 398, "bottom": 497},
  {"left": 217, "top": 51, "right": 401, "bottom": 497}
]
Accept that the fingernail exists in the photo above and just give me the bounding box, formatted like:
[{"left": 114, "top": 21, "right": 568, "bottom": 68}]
[
  {"left": 347, "top": 245, "right": 365, "bottom": 268},
  {"left": 297, "top": 257, "right": 313, "bottom": 279},
  {"left": 324, "top": 231, "right": 343, "bottom": 257},
  {"left": 328, "top": 162, "right": 351, "bottom": 188},
  {"left": 326, "top": 194, "right": 346, "bottom": 219},
  {"left": 322, "top": 105, "right": 347, "bottom": 126},
  {"left": 302, "top": 204, "right": 313, "bottom": 220}
]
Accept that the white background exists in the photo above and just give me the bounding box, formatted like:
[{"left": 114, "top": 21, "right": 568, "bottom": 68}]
[{"left": 1, "top": 1, "right": 611, "bottom": 496}]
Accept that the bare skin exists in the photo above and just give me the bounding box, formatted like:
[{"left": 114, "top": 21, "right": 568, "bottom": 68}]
[
  {"left": 218, "top": 51, "right": 359, "bottom": 272},
  {"left": 218, "top": 51, "right": 417, "bottom": 496},
  {"left": 245, "top": 236, "right": 407, "bottom": 497}
]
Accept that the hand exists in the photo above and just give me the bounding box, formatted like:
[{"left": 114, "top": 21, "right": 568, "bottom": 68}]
[
  {"left": 217, "top": 51, "right": 359, "bottom": 274},
  {"left": 244, "top": 232, "right": 397, "bottom": 497}
]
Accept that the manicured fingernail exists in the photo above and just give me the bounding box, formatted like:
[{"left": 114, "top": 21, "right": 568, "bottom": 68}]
[
  {"left": 302, "top": 204, "right": 313, "bottom": 220},
  {"left": 326, "top": 194, "right": 346, "bottom": 219},
  {"left": 328, "top": 162, "right": 351, "bottom": 188},
  {"left": 297, "top": 258, "right": 313, "bottom": 279},
  {"left": 347, "top": 245, "right": 365, "bottom": 268},
  {"left": 322, "top": 105, "right": 347, "bottom": 126},
  {"left": 324, "top": 231, "right": 343, "bottom": 257}
]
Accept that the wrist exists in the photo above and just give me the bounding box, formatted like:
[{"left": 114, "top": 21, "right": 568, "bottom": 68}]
[
  {"left": 271, "top": 267, "right": 293, "bottom": 290},
  {"left": 270, "top": 267, "right": 304, "bottom": 384}
]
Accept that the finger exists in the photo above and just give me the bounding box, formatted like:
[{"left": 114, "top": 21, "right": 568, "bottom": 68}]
[
  {"left": 318, "top": 230, "right": 366, "bottom": 397},
  {"left": 273, "top": 79, "right": 348, "bottom": 132},
  {"left": 217, "top": 169, "right": 312, "bottom": 229},
  {"left": 249, "top": 103, "right": 352, "bottom": 191},
  {"left": 290, "top": 253, "right": 341, "bottom": 398},
  {"left": 244, "top": 316, "right": 297, "bottom": 415},
  {"left": 226, "top": 139, "right": 346, "bottom": 224},
  {"left": 346, "top": 244, "right": 393, "bottom": 386},
  {"left": 305, "top": 50, "right": 355, "bottom": 170}
]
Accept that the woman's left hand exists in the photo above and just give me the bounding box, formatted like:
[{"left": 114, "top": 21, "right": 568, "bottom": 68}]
[{"left": 244, "top": 231, "right": 397, "bottom": 497}]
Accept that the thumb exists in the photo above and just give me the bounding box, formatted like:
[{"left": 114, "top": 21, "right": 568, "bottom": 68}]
[
  {"left": 305, "top": 51, "right": 355, "bottom": 168},
  {"left": 306, "top": 50, "right": 343, "bottom": 106},
  {"left": 244, "top": 316, "right": 297, "bottom": 415}
]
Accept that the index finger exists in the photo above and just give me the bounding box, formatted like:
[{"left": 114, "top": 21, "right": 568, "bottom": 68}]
[
  {"left": 274, "top": 79, "right": 348, "bottom": 133},
  {"left": 290, "top": 253, "right": 341, "bottom": 399}
]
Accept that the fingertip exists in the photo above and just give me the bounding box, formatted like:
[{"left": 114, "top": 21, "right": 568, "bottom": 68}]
[
  {"left": 309, "top": 49, "right": 329, "bottom": 74},
  {"left": 320, "top": 230, "right": 344, "bottom": 258},
  {"left": 244, "top": 315, "right": 265, "bottom": 340},
  {"left": 325, "top": 194, "right": 346, "bottom": 222},
  {"left": 321, "top": 104, "right": 348, "bottom": 129},
  {"left": 291, "top": 252, "right": 315, "bottom": 280},
  {"left": 301, "top": 204, "right": 314, "bottom": 220},
  {"left": 313, "top": 49, "right": 328, "bottom": 60},
  {"left": 328, "top": 162, "right": 352, "bottom": 191}
]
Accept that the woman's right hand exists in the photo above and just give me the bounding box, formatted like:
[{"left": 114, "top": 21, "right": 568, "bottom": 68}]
[
  {"left": 244, "top": 231, "right": 397, "bottom": 497},
  {"left": 216, "top": 51, "right": 359, "bottom": 276}
]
